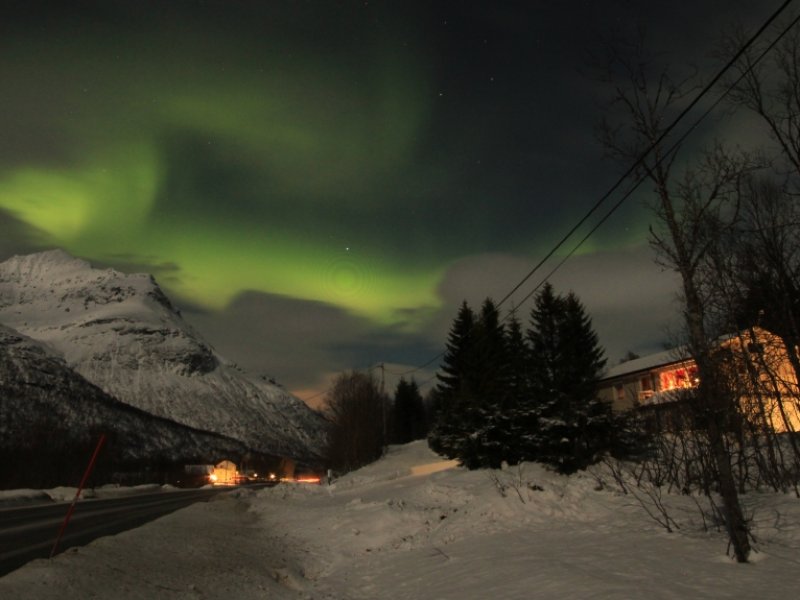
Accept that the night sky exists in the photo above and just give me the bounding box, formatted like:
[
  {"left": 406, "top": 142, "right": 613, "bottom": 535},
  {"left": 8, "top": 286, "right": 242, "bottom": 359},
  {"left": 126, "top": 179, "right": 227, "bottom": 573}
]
[{"left": 0, "top": 1, "right": 772, "bottom": 401}]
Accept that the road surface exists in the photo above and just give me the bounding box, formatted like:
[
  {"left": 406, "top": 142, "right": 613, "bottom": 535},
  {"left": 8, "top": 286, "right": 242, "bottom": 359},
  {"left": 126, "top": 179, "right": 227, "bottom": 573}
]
[{"left": 0, "top": 486, "right": 263, "bottom": 577}]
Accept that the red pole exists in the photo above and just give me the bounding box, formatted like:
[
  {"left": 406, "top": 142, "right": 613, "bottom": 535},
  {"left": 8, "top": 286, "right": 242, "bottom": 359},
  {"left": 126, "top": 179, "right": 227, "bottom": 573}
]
[{"left": 50, "top": 433, "right": 107, "bottom": 559}]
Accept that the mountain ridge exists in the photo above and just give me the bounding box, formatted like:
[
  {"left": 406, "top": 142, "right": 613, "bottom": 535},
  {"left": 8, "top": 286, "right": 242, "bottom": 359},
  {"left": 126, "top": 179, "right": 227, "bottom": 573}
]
[
  {"left": 0, "top": 322, "right": 264, "bottom": 488},
  {"left": 0, "top": 249, "right": 327, "bottom": 463}
]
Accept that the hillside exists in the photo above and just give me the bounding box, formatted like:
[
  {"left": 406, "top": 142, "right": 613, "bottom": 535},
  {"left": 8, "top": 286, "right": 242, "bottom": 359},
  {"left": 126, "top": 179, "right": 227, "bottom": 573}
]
[
  {"left": 0, "top": 323, "right": 271, "bottom": 488},
  {"left": 0, "top": 250, "right": 326, "bottom": 463}
]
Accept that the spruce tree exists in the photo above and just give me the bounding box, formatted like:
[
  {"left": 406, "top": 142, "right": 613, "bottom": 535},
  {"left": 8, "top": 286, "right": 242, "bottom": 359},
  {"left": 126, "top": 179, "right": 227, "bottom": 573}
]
[
  {"left": 431, "top": 291, "right": 611, "bottom": 471},
  {"left": 504, "top": 312, "right": 531, "bottom": 464},
  {"left": 429, "top": 301, "right": 477, "bottom": 458},
  {"left": 527, "top": 284, "right": 612, "bottom": 473},
  {"left": 460, "top": 298, "right": 510, "bottom": 468},
  {"left": 430, "top": 298, "right": 516, "bottom": 468},
  {"left": 556, "top": 292, "right": 611, "bottom": 472},
  {"left": 392, "top": 377, "right": 427, "bottom": 444},
  {"left": 526, "top": 283, "right": 567, "bottom": 466}
]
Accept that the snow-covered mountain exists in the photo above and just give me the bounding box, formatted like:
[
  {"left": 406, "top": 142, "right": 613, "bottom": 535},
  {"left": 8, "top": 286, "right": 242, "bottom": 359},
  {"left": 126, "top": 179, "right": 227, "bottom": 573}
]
[
  {"left": 0, "top": 250, "right": 326, "bottom": 463},
  {"left": 0, "top": 323, "right": 256, "bottom": 487}
]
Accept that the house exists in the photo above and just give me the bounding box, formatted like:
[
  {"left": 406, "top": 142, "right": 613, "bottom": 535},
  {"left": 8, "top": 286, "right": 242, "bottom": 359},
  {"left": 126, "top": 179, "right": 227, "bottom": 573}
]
[
  {"left": 211, "top": 460, "right": 238, "bottom": 485},
  {"left": 598, "top": 327, "right": 800, "bottom": 433},
  {"left": 598, "top": 348, "right": 698, "bottom": 412}
]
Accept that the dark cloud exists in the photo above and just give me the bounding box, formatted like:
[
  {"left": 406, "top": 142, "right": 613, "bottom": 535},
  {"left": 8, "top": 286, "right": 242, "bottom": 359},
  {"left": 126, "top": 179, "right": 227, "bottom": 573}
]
[
  {"left": 545, "top": 247, "right": 683, "bottom": 361},
  {"left": 179, "top": 290, "right": 375, "bottom": 390},
  {"left": 199, "top": 245, "right": 677, "bottom": 398},
  {"left": 434, "top": 245, "right": 682, "bottom": 364},
  {"left": 178, "top": 285, "right": 447, "bottom": 395}
]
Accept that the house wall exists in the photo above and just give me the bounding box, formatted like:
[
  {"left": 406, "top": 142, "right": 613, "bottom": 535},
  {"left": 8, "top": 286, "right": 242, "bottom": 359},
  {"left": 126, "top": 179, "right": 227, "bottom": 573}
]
[
  {"left": 721, "top": 329, "right": 800, "bottom": 434},
  {"left": 598, "top": 328, "right": 800, "bottom": 434},
  {"left": 597, "top": 376, "right": 643, "bottom": 411},
  {"left": 212, "top": 460, "right": 238, "bottom": 485},
  {"left": 599, "top": 361, "right": 695, "bottom": 412}
]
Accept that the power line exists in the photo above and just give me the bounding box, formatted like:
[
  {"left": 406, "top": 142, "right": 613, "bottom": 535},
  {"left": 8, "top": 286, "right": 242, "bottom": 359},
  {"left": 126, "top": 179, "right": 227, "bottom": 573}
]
[
  {"left": 507, "top": 7, "right": 800, "bottom": 316},
  {"left": 495, "top": 0, "right": 796, "bottom": 312},
  {"left": 304, "top": 0, "right": 797, "bottom": 401},
  {"left": 396, "top": 351, "right": 445, "bottom": 378}
]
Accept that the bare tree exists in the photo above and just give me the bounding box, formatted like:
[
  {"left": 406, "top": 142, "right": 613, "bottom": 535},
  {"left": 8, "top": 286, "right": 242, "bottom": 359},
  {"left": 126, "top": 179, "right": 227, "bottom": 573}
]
[
  {"left": 702, "top": 175, "right": 800, "bottom": 484},
  {"left": 323, "top": 370, "right": 387, "bottom": 473},
  {"left": 721, "top": 21, "right": 800, "bottom": 386},
  {"left": 600, "top": 43, "right": 755, "bottom": 561},
  {"left": 716, "top": 22, "right": 800, "bottom": 477},
  {"left": 723, "top": 24, "right": 800, "bottom": 176},
  {"left": 718, "top": 22, "right": 800, "bottom": 380}
]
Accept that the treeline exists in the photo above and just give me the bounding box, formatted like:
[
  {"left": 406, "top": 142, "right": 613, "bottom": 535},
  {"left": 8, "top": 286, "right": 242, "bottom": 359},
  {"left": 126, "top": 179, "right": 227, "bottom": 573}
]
[
  {"left": 428, "top": 284, "right": 625, "bottom": 473},
  {"left": 322, "top": 371, "right": 429, "bottom": 473},
  {"left": 321, "top": 285, "right": 628, "bottom": 475}
]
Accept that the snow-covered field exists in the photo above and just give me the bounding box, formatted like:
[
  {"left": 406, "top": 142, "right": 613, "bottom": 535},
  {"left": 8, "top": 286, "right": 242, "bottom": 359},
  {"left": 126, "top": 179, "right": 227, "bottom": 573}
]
[{"left": 2, "top": 441, "right": 799, "bottom": 599}]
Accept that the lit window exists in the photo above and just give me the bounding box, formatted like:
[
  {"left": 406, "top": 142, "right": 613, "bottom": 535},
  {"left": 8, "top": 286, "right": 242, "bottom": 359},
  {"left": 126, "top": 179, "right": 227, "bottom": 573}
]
[{"left": 659, "top": 365, "right": 699, "bottom": 391}]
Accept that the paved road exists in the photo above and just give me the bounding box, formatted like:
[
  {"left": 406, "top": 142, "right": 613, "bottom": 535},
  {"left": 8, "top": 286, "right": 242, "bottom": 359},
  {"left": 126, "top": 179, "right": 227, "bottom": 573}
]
[{"left": 0, "top": 485, "right": 266, "bottom": 577}]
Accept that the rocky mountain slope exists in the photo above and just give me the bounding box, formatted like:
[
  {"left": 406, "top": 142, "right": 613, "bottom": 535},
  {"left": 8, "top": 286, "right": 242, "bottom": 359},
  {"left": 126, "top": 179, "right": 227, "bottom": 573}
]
[
  {"left": 0, "top": 323, "right": 258, "bottom": 488},
  {"left": 0, "top": 250, "right": 326, "bottom": 463}
]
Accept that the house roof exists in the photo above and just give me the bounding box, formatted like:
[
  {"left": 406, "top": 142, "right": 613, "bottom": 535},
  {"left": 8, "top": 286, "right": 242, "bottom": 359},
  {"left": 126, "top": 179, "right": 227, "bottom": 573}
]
[
  {"left": 600, "top": 327, "right": 780, "bottom": 383},
  {"left": 601, "top": 347, "right": 692, "bottom": 381}
]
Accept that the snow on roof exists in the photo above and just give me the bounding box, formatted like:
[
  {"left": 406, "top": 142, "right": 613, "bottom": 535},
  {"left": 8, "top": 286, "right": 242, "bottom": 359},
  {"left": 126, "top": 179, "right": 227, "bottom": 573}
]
[{"left": 602, "top": 347, "right": 692, "bottom": 381}]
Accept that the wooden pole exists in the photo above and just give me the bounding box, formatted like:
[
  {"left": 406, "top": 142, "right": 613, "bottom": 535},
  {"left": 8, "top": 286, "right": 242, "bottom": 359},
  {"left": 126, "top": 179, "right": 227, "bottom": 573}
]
[{"left": 50, "top": 433, "right": 107, "bottom": 559}]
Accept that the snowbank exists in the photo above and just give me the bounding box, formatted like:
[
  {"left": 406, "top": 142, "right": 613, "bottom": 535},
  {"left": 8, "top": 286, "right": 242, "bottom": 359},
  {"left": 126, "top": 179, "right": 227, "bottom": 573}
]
[
  {"left": 2, "top": 441, "right": 799, "bottom": 598},
  {"left": 0, "top": 483, "right": 174, "bottom": 507}
]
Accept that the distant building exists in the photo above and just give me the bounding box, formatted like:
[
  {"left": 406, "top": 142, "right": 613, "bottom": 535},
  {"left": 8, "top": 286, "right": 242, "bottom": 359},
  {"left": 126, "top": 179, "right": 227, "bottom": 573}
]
[
  {"left": 598, "top": 327, "right": 800, "bottom": 433},
  {"left": 212, "top": 460, "right": 238, "bottom": 485}
]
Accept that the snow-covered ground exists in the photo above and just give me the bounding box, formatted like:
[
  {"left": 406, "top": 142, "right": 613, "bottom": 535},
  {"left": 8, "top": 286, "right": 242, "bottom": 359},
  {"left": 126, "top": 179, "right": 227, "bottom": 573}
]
[
  {"left": 0, "top": 483, "right": 180, "bottom": 507},
  {"left": 2, "top": 441, "right": 799, "bottom": 599}
]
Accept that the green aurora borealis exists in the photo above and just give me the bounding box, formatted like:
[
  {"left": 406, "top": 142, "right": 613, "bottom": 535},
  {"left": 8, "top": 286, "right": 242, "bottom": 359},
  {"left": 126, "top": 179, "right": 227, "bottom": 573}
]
[
  {"left": 0, "top": 6, "right": 450, "bottom": 324},
  {"left": 1, "top": 1, "right": 767, "bottom": 393}
]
